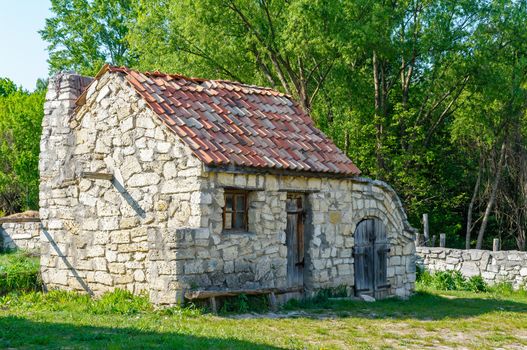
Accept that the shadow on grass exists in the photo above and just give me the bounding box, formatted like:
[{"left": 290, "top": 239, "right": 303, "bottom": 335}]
[
  {"left": 280, "top": 290, "right": 527, "bottom": 321},
  {"left": 0, "top": 316, "right": 283, "bottom": 350}
]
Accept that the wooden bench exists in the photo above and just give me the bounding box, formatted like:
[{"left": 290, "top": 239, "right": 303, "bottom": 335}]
[{"left": 184, "top": 287, "right": 303, "bottom": 313}]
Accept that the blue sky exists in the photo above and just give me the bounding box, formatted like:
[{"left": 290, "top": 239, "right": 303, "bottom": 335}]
[{"left": 0, "top": 0, "right": 51, "bottom": 91}]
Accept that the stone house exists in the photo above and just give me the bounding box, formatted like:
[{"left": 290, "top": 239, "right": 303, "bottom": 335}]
[{"left": 39, "top": 65, "right": 416, "bottom": 305}]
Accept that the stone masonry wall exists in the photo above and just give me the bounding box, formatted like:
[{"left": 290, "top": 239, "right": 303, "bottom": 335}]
[
  {"left": 175, "top": 173, "right": 416, "bottom": 299},
  {"left": 40, "top": 71, "right": 416, "bottom": 304},
  {"left": 0, "top": 221, "right": 41, "bottom": 252},
  {"left": 40, "top": 72, "right": 204, "bottom": 303},
  {"left": 416, "top": 247, "right": 527, "bottom": 288}
]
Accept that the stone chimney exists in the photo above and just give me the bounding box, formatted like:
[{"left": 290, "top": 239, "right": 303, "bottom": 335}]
[{"left": 39, "top": 73, "right": 93, "bottom": 225}]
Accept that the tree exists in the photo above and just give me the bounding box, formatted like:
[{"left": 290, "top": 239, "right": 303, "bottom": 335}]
[
  {"left": 0, "top": 83, "right": 45, "bottom": 215},
  {"left": 453, "top": 0, "right": 527, "bottom": 249},
  {"left": 40, "top": 0, "right": 138, "bottom": 76},
  {"left": 0, "top": 78, "right": 18, "bottom": 97}
]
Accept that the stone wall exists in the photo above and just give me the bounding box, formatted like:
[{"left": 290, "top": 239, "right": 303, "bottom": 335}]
[
  {"left": 40, "top": 72, "right": 203, "bottom": 302},
  {"left": 416, "top": 247, "right": 527, "bottom": 288},
  {"left": 40, "top": 70, "right": 417, "bottom": 305},
  {"left": 174, "top": 173, "right": 416, "bottom": 299},
  {"left": 0, "top": 221, "right": 41, "bottom": 252}
]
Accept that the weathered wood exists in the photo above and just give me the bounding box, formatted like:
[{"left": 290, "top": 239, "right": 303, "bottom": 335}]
[
  {"left": 278, "top": 188, "right": 320, "bottom": 193},
  {"left": 354, "top": 220, "right": 374, "bottom": 295},
  {"left": 268, "top": 292, "right": 278, "bottom": 312},
  {"left": 439, "top": 233, "right": 446, "bottom": 248},
  {"left": 493, "top": 238, "right": 500, "bottom": 252},
  {"left": 0, "top": 217, "right": 41, "bottom": 224},
  {"left": 286, "top": 194, "right": 304, "bottom": 288},
  {"left": 431, "top": 235, "right": 437, "bottom": 247},
  {"left": 80, "top": 172, "right": 114, "bottom": 181},
  {"left": 415, "top": 233, "right": 424, "bottom": 247},
  {"left": 354, "top": 218, "right": 389, "bottom": 298},
  {"left": 210, "top": 296, "right": 218, "bottom": 313},
  {"left": 423, "top": 213, "right": 429, "bottom": 246},
  {"left": 374, "top": 219, "right": 388, "bottom": 294},
  {"left": 184, "top": 286, "right": 303, "bottom": 300}
]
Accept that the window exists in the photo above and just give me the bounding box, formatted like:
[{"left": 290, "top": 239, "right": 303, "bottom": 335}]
[{"left": 223, "top": 190, "right": 248, "bottom": 231}]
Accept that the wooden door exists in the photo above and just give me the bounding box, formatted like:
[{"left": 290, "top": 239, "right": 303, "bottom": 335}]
[
  {"left": 286, "top": 194, "right": 305, "bottom": 288},
  {"left": 354, "top": 219, "right": 375, "bottom": 295},
  {"left": 353, "top": 218, "right": 389, "bottom": 297}
]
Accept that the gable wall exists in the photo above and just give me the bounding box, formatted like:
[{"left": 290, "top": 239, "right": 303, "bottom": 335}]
[{"left": 40, "top": 73, "right": 206, "bottom": 303}]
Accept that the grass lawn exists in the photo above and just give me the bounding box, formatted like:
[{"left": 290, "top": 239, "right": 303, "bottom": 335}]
[{"left": 0, "top": 287, "right": 526, "bottom": 349}]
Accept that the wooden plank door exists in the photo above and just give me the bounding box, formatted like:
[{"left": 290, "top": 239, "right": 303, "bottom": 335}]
[
  {"left": 286, "top": 194, "right": 304, "bottom": 288},
  {"left": 373, "top": 219, "right": 389, "bottom": 298},
  {"left": 354, "top": 218, "right": 389, "bottom": 297},
  {"left": 353, "top": 219, "right": 374, "bottom": 295}
]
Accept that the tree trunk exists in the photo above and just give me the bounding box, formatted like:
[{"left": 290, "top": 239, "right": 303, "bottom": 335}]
[
  {"left": 373, "top": 51, "right": 385, "bottom": 175},
  {"left": 466, "top": 155, "right": 483, "bottom": 249},
  {"left": 476, "top": 142, "right": 507, "bottom": 249}
]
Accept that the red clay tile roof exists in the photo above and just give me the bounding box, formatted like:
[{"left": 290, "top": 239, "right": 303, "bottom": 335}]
[{"left": 83, "top": 65, "right": 361, "bottom": 176}]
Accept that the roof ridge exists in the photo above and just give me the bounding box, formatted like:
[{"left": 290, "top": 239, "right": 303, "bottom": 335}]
[
  {"left": 105, "top": 64, "right": 290, "bottom": 98},
  {"left": 75, "top": 64, "right": 360, "bottom": 176}
]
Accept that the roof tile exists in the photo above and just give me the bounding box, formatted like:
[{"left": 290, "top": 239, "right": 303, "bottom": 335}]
[{"left": 84, "top": 65, "right": 360, "bottom": 176}]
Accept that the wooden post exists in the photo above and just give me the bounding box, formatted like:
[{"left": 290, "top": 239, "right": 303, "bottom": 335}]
[
  {"left": 210, "top": 296, "right": 217, "bottom": 314},
  {"left": 423, "top": 214, "right": 430, "bottom": 246},
  {"left": 439, "top": 233, "right": 446, "bottom": 248},
  {"left": 415, "top": 233, "right": 421, "bottom": 247},
  {"left": 431, "top": 235, "right": 437, "bottom": 247},
  {"left": 268, "top": 292, "right": 278, "bottom": 312},
  {"left": 493, "top": 238, "right": 500, "bottom": 252}
]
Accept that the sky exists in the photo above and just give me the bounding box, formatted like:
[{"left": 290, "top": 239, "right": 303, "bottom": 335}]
[{"left": 0, "top": 0, "right": 51, "bottom": 91}]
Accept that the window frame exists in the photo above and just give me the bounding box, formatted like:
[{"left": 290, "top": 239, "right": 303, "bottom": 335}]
[{"left": 222, "top": 189, "right": 249, "bottom": 232}]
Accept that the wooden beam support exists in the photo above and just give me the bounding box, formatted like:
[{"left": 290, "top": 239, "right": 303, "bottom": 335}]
[
  {"left": 278, "top": 188, "right": 320, "bottom": 193},
  {"left": 80, "top": 172, "right": 114, "bottom": 181},
  {"left": 0, "top": 217, "right": 41, "bottom": 224}
]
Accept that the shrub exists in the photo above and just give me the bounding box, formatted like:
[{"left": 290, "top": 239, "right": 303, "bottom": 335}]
[
  {"left": 466, "top": 275, "right": 488, "bottom": 293},
  {"left": 0, "top": 250, "right": 41, "bottom": 294},
  {"left": 417, "top": 268, "right": 489, "bottom": 293}
]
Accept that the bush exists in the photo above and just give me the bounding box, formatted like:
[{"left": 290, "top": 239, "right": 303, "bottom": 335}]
[
  {"left": 0, "top": 250, "right": 40, "bottom": 294},
  {"left": 466, "top": 275, "right": 488, "bottom": 293},
  {"left": 417, "top": 268, "right": 489, "bottom": 293}
]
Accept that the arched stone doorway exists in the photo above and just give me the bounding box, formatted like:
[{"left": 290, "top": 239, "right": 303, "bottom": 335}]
[{"left": 353, "top": 218, "right": 390, "bottom": 298}]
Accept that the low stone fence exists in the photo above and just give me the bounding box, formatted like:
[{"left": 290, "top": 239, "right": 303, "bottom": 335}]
[
  {"left": 0, "top": 213, "right": 41, "bottom": 252},
  {"left": 416, "top": 247, "right": 527, "bottom": 288}
]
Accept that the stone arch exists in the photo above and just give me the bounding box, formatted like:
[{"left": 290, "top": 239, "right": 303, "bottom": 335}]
[{"left": 351, "top": 208, "right": 400, "bottom": 238}]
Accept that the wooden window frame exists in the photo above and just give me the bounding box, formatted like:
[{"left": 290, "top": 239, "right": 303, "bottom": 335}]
[{"left": 222, "top": 190, "right": 249, "bottom": 232}]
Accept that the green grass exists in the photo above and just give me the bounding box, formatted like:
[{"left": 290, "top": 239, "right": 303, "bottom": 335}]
[
  {"left": 0, "top": 250, "right": 40, "bottom": 294},
  {"left": 1, "top": 258, "right": 526, "bottom": 349},
  {"left": 0, "top": 287, "right": 526, "bottom": 349}
]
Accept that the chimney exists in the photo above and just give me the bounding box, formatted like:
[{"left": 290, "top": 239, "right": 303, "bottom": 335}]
[{"left": 39, "top": 72, "right": 93, "bottom": 222}]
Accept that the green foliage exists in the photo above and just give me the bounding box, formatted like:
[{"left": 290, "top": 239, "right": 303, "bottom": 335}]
[
  {"left": 40, "top": 0, "right": 138, "bottom": 76},
  {"left": 88, "top": 289, "right": 152, "bottom": 315},
  {"left": 0, "top": 78, "right": 18, "bottom": 97},
  {"left": 0, "top": 251, "right": 41, "bottom": 295},
  {"left": 417, "top": 269, "right": 488, "bottom": 293},
  {"left": 31, "top": 0, "right": 527, "bottom": 249},
  {"left": 0, "top": 87, "right": 45, "bottom": 214}
]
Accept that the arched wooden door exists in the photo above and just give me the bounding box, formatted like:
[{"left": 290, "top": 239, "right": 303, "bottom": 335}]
[{"left": 353, "top": 218, "right": 390, "bottom": 298}]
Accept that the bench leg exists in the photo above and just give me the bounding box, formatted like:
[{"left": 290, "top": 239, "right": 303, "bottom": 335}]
[
  {"left": 210, "top": 296, "right": 218, "bottom": 314},
  {"left": 268, "top": 292, "right": 278, "bottom": 312}
]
